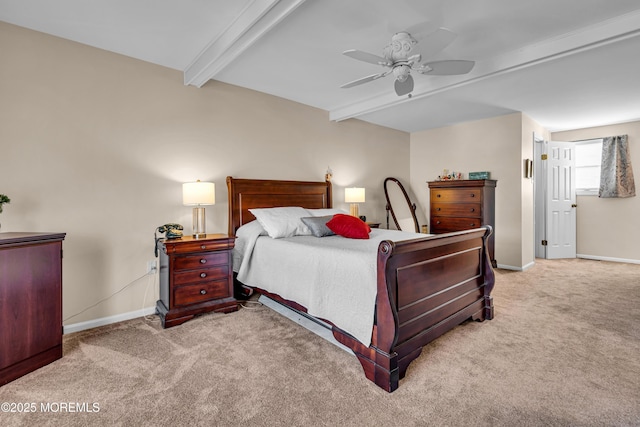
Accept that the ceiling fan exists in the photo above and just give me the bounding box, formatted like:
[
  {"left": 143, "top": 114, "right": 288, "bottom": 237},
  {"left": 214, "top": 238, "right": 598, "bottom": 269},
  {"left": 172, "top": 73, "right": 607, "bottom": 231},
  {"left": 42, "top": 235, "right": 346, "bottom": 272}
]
[{"left": 340, "top": 23, "right": 475, "bottom": 97}]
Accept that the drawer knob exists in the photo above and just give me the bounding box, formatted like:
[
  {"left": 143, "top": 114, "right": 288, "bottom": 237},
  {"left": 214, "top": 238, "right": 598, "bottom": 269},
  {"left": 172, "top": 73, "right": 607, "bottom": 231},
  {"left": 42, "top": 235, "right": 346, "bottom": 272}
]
[
  {"left": 437, "top": 194, "right": 441, "bottom": 198},
  {"left": 200, "top": 289, "right": 207, "bottom": 295},
  {"left": 470, "top": 223, "right": 476, "bottom": 227},
  {"left": 470, "top": 194, "right": 475, "bottom": 197},
  {"left": 200, "top": 259, "right": 207, "bottom": 264},
  {"left": 470, "top": 208, "right": 475, "bottom": 212},
  {"left": 201, "top": 245, "right": 206, "bottom": 250},
  {"left": 436, "top": 207, "right": 441, "bottom": 211},
  {"left": 436, "top": 220, "right": 441, "bottom": 225},
  {"left": 200, "top": 272, "right": 207, "bottom": 278}
]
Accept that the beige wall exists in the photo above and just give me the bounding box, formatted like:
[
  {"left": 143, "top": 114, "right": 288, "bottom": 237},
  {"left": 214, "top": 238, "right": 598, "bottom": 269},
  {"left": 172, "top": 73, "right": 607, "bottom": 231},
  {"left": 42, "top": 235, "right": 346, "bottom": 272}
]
[
  {"left": 410, "top": 113, "right": 547, "bottom": 269},
  {"left": 0, "top": 22, "right": 409, "bottom": 326},
  {"left": 552, "top": 121, "right": 640, "bottom": 262}
]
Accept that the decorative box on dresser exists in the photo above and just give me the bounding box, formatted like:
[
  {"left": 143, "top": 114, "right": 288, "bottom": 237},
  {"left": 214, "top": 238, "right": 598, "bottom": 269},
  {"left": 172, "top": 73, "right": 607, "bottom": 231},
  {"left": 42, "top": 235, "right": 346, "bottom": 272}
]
[
  {"left": 156, "top": 234, "right": 237, "bottom": 328},
  {"left": 428, "top": 179, "right": 497, "bottom": 267},
  {"left": 0, "top": 232, "right": 66, "bottom": 386}
]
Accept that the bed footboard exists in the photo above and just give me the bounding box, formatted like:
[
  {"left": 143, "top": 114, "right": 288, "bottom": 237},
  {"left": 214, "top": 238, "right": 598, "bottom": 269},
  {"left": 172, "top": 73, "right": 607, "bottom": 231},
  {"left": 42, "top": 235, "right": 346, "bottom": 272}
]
[{"left": 336, "top": 226, "right": 495, "bottom": 392}]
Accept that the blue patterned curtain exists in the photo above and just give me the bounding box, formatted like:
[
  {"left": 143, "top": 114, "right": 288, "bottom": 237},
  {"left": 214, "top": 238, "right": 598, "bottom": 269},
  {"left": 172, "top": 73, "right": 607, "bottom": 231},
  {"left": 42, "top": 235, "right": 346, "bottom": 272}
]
[{"left": 599, "top": 135, "right": 635, "bottom": 198}]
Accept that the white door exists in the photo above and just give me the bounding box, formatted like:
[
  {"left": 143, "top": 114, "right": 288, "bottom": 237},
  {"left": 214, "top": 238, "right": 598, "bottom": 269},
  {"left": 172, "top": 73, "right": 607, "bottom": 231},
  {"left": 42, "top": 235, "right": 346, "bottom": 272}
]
[{"left": 545, "top": 141, "right": 576, "bottom": 259}]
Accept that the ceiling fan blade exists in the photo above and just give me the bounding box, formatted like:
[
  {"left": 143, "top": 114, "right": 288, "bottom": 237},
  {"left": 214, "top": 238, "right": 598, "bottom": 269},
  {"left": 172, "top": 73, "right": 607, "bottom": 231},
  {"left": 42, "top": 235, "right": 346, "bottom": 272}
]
[
  {"left": 418, "top": 60, "right": 475, "bottom": 75},
  {"left": 343, "top": 49, "right": 391, "bottom": 67},
  {"left": 402, "top": 21, "right": 438, "bottom": 39},
  {"left": 341, "top": 71, "right": 391, "bottom": 89},
  {"left": 394, "top": 74, "right": 414, "bottom": 96},
  {"left": 414, "top": 27, "right": 457, "bottom": 59}
]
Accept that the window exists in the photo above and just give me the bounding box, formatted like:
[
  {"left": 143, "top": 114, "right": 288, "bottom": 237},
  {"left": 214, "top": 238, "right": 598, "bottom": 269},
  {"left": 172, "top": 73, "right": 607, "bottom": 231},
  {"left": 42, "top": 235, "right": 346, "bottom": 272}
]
[{"left": 575, "top": 138, "right": 603, "bottom": 195}]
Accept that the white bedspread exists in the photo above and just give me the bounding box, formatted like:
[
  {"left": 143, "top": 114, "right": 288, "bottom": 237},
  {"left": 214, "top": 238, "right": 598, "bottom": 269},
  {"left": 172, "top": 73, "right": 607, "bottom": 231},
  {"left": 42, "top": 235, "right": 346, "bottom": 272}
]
[{"left": 233, "top": 221, "right": 425, "bottom": 346}]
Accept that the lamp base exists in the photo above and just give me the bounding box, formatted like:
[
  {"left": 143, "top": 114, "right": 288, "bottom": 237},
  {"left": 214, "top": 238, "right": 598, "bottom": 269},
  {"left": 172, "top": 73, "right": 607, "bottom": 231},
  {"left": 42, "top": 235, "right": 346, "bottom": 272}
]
[
  {"left": 192, "top": 207, "right": 207, "bottom": 239},
  {"left": 349, "top": 203, "right": 359, "bottom": 218}
]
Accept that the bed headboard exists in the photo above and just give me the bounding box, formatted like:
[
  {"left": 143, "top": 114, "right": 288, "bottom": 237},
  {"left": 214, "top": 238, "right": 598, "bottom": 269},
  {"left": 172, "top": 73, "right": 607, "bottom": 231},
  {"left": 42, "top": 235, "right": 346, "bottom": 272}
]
[{"left": 226, "top": 176, "right": 333, "bottom": 236}]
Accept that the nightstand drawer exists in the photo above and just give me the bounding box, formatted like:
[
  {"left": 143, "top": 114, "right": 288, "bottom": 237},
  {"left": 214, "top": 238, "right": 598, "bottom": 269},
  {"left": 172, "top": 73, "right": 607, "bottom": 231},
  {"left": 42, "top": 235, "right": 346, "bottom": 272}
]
[
  {"left": 174, "top": 252, "right": 228, "bottom": 270},
  {"left": 431, "top": 188, "right": 481, "bottom": 202},
  {"left": 173, "top": 280, "right": 229, "bottom": 307},
  {"left": 431, "top": 203, "right": 481, "bottom": 217},
  {"left": 164, "top": 235, "right": 234, "bottom": 255},
  {"left": 173, "top": 265, "right": 229, "bottom": 286},
  {"left": 431, "top": 216, "right": 482, "bottom": 232}
]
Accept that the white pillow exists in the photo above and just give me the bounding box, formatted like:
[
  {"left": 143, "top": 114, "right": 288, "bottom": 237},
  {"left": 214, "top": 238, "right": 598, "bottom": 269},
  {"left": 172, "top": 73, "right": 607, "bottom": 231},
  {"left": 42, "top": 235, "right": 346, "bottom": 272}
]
[
  {"left": 307, "top": 208, "right": 347, "bottom": 217},
  {"left": 249, "top": 207, "right": 312, "bottom": 238},
  {"left": 236, "top": 219, "right": 267, "bottom": 239}
]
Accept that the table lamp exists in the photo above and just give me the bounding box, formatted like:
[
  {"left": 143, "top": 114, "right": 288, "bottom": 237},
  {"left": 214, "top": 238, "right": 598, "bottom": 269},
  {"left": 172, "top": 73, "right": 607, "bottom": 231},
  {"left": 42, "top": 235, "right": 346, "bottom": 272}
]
[
  {"left": 345, "top": 187, "right": 365, "bottom": 218},
  {"left": 183, "top": 180, "right": 215, "bottom": 238}
]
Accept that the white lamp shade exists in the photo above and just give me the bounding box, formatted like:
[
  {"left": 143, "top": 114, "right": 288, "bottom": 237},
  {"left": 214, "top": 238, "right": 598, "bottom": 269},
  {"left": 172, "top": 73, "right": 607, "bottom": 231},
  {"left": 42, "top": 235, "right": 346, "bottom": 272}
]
[
  {"left": 345, "top": 187, "right": 365, "bottom": 203},
  {"left": 183, "top": 181, "right": 215, "bottom": 206}
]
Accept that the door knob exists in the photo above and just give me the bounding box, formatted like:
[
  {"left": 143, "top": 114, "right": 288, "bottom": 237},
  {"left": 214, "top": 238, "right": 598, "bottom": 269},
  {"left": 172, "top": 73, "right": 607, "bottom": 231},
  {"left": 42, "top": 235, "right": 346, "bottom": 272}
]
[{"left": 571, "top": 204, "right": 577, "bottom": 208}]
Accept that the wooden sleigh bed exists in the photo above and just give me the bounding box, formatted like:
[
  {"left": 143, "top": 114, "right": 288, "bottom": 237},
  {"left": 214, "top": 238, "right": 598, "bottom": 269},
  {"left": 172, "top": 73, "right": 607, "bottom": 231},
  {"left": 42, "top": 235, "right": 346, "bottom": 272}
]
[{"left": 227, "top": 176, "right": 495, "bottom": 392}]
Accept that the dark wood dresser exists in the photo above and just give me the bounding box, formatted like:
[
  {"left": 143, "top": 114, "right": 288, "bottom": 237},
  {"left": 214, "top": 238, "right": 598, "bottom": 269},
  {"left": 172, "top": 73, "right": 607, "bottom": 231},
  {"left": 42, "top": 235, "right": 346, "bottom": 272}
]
[
  {"left": 428, "top": 179, "right": 497, "bottom": 267},
  {"left": 0, "top": 232, "right": 66, "bottom": 386},
  {"left": 156, "top": 234, "right": 237, "bottom": 328}
]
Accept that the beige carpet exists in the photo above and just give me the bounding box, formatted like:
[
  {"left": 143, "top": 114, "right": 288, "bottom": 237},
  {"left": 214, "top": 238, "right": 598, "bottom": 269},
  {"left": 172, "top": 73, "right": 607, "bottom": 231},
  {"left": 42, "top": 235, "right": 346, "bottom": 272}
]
[{"left": 1, "top": 259, "right": 639, "bottom": 426}]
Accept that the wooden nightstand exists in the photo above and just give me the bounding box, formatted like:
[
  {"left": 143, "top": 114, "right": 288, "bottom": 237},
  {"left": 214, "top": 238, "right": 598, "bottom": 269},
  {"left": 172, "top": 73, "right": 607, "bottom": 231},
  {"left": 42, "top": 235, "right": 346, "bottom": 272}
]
[
  {"left": 156, "top": 234, "right": 237, "bottom": 328},
  {"left": 366, "top": 222, "right": 381, "bottom": 228}
]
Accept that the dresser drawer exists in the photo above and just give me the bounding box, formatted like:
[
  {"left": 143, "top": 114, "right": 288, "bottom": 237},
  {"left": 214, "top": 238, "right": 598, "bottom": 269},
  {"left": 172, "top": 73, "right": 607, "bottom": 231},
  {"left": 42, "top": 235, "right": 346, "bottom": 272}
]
[
  {"left": 174, "top": 252, "right": 228, "bottom": 271},
  {"left": 173, "top": 280, "right": 230, "bottom": 307},
  {"left": 431, "top": 188, "right": 481, "bottom": 203},
  {"left": 431, "top": 203, "right": 481, "bottom": 218},
  {"left": 173, "top": 265, "right": 229, "bottom": 286},
  {"left": 431, "top": 216, "right": 483, "bottom": 232}
]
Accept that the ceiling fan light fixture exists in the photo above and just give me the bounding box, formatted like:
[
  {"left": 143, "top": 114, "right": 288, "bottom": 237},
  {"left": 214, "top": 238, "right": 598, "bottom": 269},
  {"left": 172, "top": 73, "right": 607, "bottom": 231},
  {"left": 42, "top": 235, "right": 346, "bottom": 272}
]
[
  {"left": 394, "top": 74, "right": 414, "bottom": 96},
  {"left": 393, "top": 64, "right": 411, "bottom": 82}
]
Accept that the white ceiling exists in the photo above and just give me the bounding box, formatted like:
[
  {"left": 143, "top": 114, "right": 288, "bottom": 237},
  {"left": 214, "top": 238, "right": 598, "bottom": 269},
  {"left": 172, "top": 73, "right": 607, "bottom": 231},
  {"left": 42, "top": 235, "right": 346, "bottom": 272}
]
[{"left": 2, "top": 0, "right": 640, "bottom": 133}]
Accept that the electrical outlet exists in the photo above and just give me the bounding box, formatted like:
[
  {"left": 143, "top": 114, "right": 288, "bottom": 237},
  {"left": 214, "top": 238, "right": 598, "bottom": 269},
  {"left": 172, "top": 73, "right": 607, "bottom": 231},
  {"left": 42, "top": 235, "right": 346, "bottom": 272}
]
[{"left": 146, "top": 260, "right": 157, "bottom": 275}]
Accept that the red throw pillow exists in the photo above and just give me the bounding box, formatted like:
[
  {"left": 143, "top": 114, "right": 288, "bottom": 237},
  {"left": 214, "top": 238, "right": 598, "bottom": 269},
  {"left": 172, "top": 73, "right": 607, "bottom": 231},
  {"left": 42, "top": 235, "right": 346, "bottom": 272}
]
[{"left": 326, "top": 214, "right": 371, "bottom": 239}]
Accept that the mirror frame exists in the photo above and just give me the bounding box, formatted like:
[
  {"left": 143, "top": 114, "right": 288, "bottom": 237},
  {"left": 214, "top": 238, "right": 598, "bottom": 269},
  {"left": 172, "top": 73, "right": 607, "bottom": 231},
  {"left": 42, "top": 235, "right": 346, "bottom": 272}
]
[{"left": 384, "top": 177, "right": 420, "bottom": 233}]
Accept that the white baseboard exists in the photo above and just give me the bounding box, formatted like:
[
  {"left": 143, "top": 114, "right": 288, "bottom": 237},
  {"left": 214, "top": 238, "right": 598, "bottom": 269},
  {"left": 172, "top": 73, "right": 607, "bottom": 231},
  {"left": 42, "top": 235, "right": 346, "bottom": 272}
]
[
  {"left": 63, "top": 307, "right": 156, "bottom": 334},
  {"left": 496, "top": 261, "right": 535, "bottom": 271},
  {"left": 577, "top": 254, "right": 640, "bottom": 265}
]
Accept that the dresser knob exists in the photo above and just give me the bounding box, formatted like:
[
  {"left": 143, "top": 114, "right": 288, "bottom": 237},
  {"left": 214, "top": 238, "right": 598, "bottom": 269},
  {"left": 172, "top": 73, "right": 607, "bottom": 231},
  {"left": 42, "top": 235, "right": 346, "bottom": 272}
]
[
  {"left": 470, "top": 208, "right": 475, "bottom": 212},
  {"left": 437, "top": 194, "right": 441, "bottom": 198},
  {"left": 200, "top": 289, "right": 207, "bottom": 295},
  {"left": 470, "top": 223, "right": 476, "bottom": 227},
  {"left": 436, "top": 207, "right": 441, "bottom": 211},
  {"left": 470, "top": 194, "right": 475, "bottom": 197},
  {"left": 436, "top": 220, "right": 441, "bottom": 225},
  {"left": 200, "top": 272, "right": 207, "bottom": 278},
  {"left": 201, "top": 245, "right": 206, "bottom": 250},
  {"left": 200, "top": 259, "right": 207, "bottom": 264}
]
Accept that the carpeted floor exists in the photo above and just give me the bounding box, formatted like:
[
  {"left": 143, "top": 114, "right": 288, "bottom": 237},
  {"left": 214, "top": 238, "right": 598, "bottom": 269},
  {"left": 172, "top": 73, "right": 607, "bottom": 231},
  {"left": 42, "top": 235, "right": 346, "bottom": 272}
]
[{"left": 1, "top": 258, "right": 639, "bottom": 426}]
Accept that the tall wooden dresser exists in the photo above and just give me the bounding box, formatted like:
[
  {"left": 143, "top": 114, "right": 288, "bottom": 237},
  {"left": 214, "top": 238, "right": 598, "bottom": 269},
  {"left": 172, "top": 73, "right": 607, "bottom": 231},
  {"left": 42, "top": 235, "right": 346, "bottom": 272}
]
[
  {"left": 0, "top": 232, "right": 66, "bottom": 386},
  {"left": 428, "top": 180, "right": 497, "bottom": 267}
]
